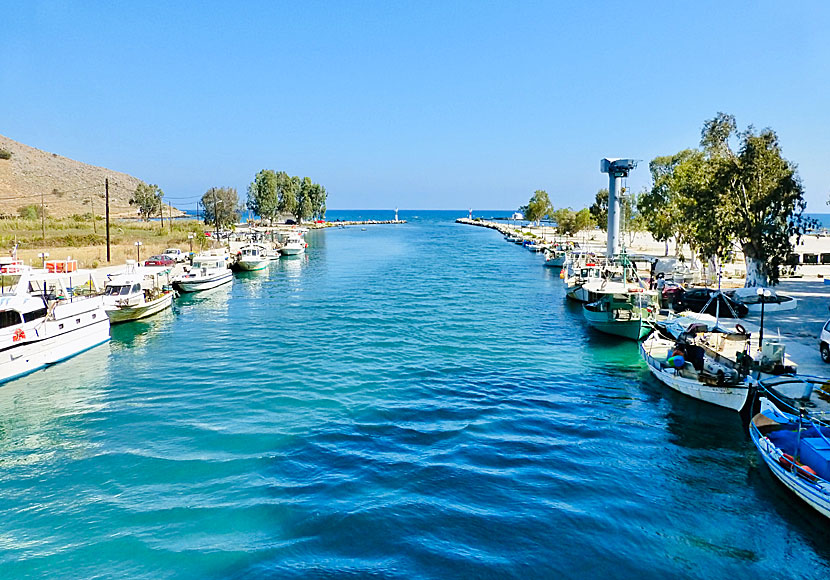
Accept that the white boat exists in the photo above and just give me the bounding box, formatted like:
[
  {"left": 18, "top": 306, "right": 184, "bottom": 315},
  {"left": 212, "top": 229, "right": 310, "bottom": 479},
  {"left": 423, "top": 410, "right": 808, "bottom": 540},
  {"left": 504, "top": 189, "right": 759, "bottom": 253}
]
[
  {"left": 279, "top": 233, "right": 307, "bottom": 256},
  {"left": 103, "top": 261, "right": 174, "bottom": 323},
  {"left": 175, "top": 254, "right": 233, "bottom": 292},
  {"left": 640, "top": 332, "right": 754, "bottom": 411},
  {"left": 751, "top": 377, "right": 830, "bottom": 519},
  {"left": 0, "top": 267, "right": 110, "bottom": 384},
  {"left": 729, "top": 287, "right": 798, "bottom": 313},
  {"left": 234, "top": 244, "right": 270, "bottom": 271},
  {"left": 543, "top": 249, "right": 567, "bottom": 268}
]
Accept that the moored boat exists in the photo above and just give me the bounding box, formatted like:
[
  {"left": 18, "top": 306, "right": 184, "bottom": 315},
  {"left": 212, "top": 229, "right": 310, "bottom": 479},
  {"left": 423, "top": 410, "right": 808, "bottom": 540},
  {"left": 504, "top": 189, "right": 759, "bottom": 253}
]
[
  {"left": 583, "top": 290, "right": 659, "bottom": 340},
  {"left": 279, "top": 233, "right": 307, "bottom": 256},
  {"left": 234, "top": 244, "right": 270, "bottom": 271},
  {"left": 175, "top": 254, "right": 232, "bottom": 292},
  {"left": 640, "top": 331, "right": 754, "bottom": 411},
  {"left": 750, "top": 376, "right": 830, "bottom": 518},
  {"left": 103, "top": 261, "right": 174, "bottom": 323},
  {"left": 0, "top": 267, "right": 110, "bottom": 383}
]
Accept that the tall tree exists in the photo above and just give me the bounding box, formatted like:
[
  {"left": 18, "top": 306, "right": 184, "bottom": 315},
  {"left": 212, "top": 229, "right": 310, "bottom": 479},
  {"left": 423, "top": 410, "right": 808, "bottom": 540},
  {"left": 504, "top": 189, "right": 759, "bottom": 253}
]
[
  {"left": 276, "top": 172, "right": 299, "bottom": 219},
  {"left": 297, "top": 177, "right": 314, "bottom": 222},
  {"left": 247, "top": 170, "right": 279, "bottom": 222},
  {"left": 310, "top": 183, "right": 327, "bottom": 220},
  {"left": 523, "top": 190, "right": 553, "bottom": 224},
  {"left": 130, "top": 183, "right": 164, "bottom": 221},
  {"left": 589, "top": 188, "right": 608, "bottom": 230},
  {"left": 201, "top": 187, "right": 240, "bottom": 229},
  {"left": 711, "top": 124, "right": 810, "bottom": 286}
]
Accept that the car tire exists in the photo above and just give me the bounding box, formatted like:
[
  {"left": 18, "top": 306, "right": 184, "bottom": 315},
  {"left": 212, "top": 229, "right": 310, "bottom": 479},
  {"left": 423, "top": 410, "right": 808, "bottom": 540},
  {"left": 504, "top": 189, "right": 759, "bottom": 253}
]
[{"left": 822, "top": 343, "right": 830, "bottom": 363}]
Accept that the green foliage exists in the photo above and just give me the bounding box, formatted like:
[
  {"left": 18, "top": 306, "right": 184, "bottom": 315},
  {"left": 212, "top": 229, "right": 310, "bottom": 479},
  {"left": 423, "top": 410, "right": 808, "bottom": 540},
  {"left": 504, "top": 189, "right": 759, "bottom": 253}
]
[
  {"left": 0, "top": 148, "right": 11, "bottom": 160},
  {"left": 247, "top": 170, "right": 280, "bottom": 221},
  {"left": 522, "top": 190, "right": 553, "bottom": 224},
  {"left": 278, "top": 173, "right": 299, "bottom": 218},
  {"left": 201, "top": 187, "right": 240, "bottom": 229},
  {"left": 18, "top": 204, "right": 44, "bottom": 220},
  {"left": 130, "top": 183, "right": 164, "bottom": 221},
  {"left": 640, "top": 112, "right": 809, "bottom": 286}
]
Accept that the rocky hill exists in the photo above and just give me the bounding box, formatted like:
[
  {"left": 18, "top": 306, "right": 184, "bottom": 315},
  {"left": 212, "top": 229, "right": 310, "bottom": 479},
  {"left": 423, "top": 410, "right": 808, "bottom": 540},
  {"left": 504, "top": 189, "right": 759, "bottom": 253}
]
[{"left": 0, "top": 134, "right": 181, "bottom": 219}]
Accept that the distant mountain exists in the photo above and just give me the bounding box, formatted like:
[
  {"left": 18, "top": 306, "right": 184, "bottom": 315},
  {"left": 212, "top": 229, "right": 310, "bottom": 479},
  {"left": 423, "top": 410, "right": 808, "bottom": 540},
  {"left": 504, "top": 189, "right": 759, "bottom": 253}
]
[{"left": 0, "top": 134, "right": 181, "bottom": 218}]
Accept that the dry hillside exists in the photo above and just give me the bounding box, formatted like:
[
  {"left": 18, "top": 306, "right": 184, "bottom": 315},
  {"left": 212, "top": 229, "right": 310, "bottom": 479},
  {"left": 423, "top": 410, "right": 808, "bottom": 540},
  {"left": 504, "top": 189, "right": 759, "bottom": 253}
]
[{"left": 0, "top": 133, "right": 182, "bottom": 219}]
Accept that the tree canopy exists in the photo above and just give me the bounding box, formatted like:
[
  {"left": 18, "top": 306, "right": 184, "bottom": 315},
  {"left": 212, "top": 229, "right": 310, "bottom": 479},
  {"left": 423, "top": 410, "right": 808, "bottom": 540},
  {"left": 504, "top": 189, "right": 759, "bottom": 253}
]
[
  {"left": 130, "top": 183, "right": 164, "bottom": 221},
  {"left": 247, "top": 170, "right": 327, "bottom": 222},
  {"left": 638, "top": 112, "right": 810, "bottom": 286},
  {"left": 552, "top": 207, "right": 594, "bottom": 236},
  {"left": 520, "top": 190, "right": 553, "bottom": 224},
  {"left": 201, "top": 187, "right": 240, "bottom": 229}
]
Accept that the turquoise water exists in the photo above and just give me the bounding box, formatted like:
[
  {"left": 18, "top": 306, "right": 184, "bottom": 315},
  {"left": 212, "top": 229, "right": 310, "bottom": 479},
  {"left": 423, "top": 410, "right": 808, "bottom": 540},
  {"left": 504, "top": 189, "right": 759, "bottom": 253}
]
[{"left": 1, "top": 211, "right": 829, "bottom": 579}]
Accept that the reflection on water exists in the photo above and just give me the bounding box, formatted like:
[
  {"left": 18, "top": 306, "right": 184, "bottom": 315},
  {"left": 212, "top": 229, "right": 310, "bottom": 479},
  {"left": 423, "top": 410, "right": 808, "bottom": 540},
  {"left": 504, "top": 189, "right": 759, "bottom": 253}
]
[
  {"left": 109, "top": 307, "right": 176, "bottom": 351},
  {"left": 0, "top": 345, "right": 110, "bottom": 471},
  {"left": 175, "top": 282, "right": 232, "bottom": 312}
]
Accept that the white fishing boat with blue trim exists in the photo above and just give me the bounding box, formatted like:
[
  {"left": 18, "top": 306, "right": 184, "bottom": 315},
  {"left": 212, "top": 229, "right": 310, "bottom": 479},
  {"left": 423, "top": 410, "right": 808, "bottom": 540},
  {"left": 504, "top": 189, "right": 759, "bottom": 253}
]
[
  {"left": 103, "top": 261, "right": 174, "bottom": 323},
  {"left": 175, "top": 253, "right": 232, "bottom": 292},
  {"left": 751, "top": 376, "right": 830, "bottom": 519}
]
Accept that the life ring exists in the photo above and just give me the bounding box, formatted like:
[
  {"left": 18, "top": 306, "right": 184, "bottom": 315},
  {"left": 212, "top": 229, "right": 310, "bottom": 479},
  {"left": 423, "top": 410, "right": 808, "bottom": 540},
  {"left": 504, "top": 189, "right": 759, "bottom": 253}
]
[
  {"left": 12, "top": 328, "right": 25, "bottom": 342},
  {"left": 735, "top": 324, "right": 747, "bottom": 334}
]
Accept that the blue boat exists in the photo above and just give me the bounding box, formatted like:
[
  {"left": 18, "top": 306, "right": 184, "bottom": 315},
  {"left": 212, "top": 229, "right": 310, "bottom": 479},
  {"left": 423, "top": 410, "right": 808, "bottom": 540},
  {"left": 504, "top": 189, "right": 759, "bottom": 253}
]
[{"left": 750, "top": 376, "right": 830, "bottom": 519}]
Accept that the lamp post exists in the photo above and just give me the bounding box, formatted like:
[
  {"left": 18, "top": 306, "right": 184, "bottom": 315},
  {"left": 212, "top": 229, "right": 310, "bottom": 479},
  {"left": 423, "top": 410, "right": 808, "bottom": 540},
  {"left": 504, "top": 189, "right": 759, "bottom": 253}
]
[
  {"left": 757, "top": 287, "right": 772, "bottom": 347},
  {"left": 188, "top": 233, "right": 195, "bottom": 254},
  {"left": 211, "top": 190, "right": 224, "bottom": 243},
  {"left": 135, "top": 241, "right": 143, "bottom": 263},
  {"left": 38, "top": 252, "right": 49, "bottom": 269}
]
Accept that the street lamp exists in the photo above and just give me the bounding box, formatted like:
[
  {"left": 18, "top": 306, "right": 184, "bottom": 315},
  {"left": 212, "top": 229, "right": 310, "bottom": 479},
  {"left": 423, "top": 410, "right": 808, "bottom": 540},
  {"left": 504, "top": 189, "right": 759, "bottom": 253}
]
[
  {"left": 135, "top": 241, "right": 143, "bottom": 263},
  {"left": 757, "top": 287, "right": 772, "bottom": 346},
  {"left": 38, "top": 252, "right": 49, "bottom": 269},
  {"left": 188, "top": 233, "right": 195, "bottom": 254}
]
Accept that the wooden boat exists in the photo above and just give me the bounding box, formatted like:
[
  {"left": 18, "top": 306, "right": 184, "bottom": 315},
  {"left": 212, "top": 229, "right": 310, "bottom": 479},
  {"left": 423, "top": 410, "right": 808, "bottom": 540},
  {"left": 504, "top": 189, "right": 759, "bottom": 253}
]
[
  {"left": 583, "top": 291, "right": 659, "bottom": 340},
  {"left": 640, "top": 332, "right": 754, "bottom": 411},
  {"left": 103, "top": 261, "right": 174, "bottom": 323},
  {"left": 750, "top": 376, "right": 830, "bottom": 518}
]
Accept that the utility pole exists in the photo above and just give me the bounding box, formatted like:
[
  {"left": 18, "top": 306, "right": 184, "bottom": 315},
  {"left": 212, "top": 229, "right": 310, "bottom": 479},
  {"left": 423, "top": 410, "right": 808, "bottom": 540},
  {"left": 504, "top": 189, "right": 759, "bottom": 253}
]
[
  {"left": 90, "top": 191, "right": 97, "bottom": 234},
  {"left": 41, "top": 190, "right": 45, "bottom": 241},
  {"left": 212, "top": 188, "right": 220, "bottom": 241},
  {"left": 169, "top": 202, "right": 173, "bottom": 232},
  {"left": 105, "top": 178, "right": 111, "bottom": 263},
  {"left": 160, "top": 199, "right": 164, "bottom": 229}
]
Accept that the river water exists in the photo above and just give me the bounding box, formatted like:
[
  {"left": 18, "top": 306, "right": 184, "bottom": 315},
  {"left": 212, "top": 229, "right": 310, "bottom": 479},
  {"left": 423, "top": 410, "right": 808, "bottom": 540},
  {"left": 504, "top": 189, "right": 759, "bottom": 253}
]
[{"left": 1, "top": 211, "right": 829, "bottom": 579}]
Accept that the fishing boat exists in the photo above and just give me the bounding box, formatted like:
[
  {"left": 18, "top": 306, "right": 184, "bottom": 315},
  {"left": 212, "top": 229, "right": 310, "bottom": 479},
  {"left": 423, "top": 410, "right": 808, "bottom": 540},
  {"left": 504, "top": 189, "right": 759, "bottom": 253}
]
[
  {"left": 0, "top": 267, "right": 110, "bottom": 383},
  {"left": 103, "top": 261, "right": 174, "bottom": 323},
  {"left": 234, "top": 244, "right": 270, "bottom": 271},
  {"left": 174, "top": 254, "right": 232, "bottom": 292},
  {"left": 279, "top": 233, "right": 307, "bottom": 256},
  {"left": 750, "top": 376, "right": 830, "bottom": 518},
  {"left": 583, "top": 290, "right": 659, "bottom": 340},
  {"left": 543, "top": 248, "right": 567, "bottom": 268},
  {"left": 640, "top": 329, "right": 755, "bottom": 411}
]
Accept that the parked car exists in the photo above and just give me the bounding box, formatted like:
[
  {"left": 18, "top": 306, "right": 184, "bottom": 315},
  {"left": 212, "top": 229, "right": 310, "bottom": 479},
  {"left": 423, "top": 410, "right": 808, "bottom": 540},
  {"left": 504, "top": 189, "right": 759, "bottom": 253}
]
[
  {"left": 671, "top": 287, "right": 749, "bottom": 318},
  {"left": 144, "top": 255, "right": 175, "bottom": 267},
  {"left": 163, "top": 248, "right": 187, "bottom": 263},
  {"left": 819, "top": 318, "right": 830, "bottom": 362}
]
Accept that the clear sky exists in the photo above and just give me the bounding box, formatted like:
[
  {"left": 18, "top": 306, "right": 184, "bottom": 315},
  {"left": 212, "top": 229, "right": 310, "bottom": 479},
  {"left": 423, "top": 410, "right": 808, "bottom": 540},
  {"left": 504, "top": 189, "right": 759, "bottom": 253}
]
[{"left": 1, "top": 1, "right": 828, "bottom": 212}]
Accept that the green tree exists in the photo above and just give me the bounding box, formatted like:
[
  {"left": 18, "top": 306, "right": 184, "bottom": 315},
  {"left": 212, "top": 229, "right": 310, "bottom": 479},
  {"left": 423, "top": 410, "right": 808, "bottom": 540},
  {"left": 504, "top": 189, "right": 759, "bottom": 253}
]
[
  {"left": 130, "top": 183, "right": 164, "bottom": 221},
  {"left": 589, "top": 188, "right": 608, "bottom": 230},
  {"left": 297, "top": 177, "right": 314, "bottom": 222},
  {"left": 573, "top": 208, "right": 595, "bottom": 234},
  {"left": 310, "top": 183, "right": 327, "bottom": 220},
  {"left": 201, "top": 187, "right": 240, "bottom": 229},
  {"left": 247, "top": 170, "right": 280, "bottom": 222},
  {"left": 276, "top": 172, "right": 299, "bottom": 219},
  {"left": 523, "top": 190, "right": 553, "bottom": 224}
]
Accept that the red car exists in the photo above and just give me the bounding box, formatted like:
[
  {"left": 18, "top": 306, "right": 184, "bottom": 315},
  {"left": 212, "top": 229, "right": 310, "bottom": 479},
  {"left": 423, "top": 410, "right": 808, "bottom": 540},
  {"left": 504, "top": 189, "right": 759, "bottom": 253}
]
[{"left": 144, "top": 255, "right": 175, "bottom": 267}]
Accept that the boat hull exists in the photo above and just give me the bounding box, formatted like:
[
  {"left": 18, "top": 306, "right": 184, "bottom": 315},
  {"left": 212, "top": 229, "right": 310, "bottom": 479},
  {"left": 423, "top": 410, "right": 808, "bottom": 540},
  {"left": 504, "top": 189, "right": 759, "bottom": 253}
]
[
  {"left": 0, "top": 308, "right": 110, "bottom": 384},
  {"left": 751, "top": 421, "right": 830, "bottom": 518},
  {"left": 105, "top": 292, "right": 173, "bottom": 324},
  {"left": 584, "top": 309, "right": 651, "bottom": 340},
  {"left": 175, "top": 272, "right": 233, "bottom": 293},
  {"left": 640, "top": 341, "right": 751, "bottom": 411},
  {"left": 279, "top": 247, "right": 305, "bottom": 256},
  {"left": 235, "top": 260, "right": 269, "bottom": 271}
]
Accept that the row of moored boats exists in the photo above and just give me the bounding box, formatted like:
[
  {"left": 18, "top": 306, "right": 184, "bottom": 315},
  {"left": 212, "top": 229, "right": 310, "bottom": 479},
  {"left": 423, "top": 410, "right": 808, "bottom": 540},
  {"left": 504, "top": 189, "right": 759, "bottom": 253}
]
[{"left": 503, "top": 229, "right": 830, "bottom": 520}]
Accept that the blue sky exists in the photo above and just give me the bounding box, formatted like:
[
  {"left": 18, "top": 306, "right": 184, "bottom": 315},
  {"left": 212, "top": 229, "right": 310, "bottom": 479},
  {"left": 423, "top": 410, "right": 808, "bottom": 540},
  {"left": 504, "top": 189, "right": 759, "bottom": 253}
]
[{"left": 1, "top": 1, "right": 828, "bottom": 211}]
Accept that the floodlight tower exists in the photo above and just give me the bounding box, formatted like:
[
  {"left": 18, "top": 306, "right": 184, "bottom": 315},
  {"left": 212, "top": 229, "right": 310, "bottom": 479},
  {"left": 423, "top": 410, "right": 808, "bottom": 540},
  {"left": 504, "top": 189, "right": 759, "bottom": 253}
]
[{"left": 600, "top": 158, "right": 638, "bottom": 258}]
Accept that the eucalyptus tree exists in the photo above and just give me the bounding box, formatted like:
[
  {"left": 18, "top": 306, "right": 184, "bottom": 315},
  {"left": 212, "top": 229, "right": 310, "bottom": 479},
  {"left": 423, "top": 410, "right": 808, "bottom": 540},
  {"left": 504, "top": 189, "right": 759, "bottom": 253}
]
[
  {"left": 247, "top": 170, "right": 279, "bottom": 222},
  {"left": 297, "top": 177, "right": 315, "bottom": 222},
  {"left": 130, "top": 183, "right": 164, "bottom": 221},
  {"left": 522, "top": 190, "right": 553, "bottom": 224},
  {"left": 276, "top": 172, "right": 299, "bottom": 219},
  {"left": 201, "top": 187, "right": 240, "bottom": 229}
]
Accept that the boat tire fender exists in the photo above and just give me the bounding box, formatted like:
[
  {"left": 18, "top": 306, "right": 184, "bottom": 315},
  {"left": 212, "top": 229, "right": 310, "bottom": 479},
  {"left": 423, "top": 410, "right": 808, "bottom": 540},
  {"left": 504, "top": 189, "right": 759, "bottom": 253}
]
[{"left": 735, "top": 324, "right": 747, "bottom": 335}]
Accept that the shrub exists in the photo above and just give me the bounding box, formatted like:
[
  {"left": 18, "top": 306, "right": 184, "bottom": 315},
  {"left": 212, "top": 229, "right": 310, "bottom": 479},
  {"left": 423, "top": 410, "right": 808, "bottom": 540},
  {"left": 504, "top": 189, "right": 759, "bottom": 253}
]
[
  {"left": 0, "top": 149, "right": 11, "bottom": 160},
  {"left": 18, "top": 205, "right": 41, "bottom": 220}
]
